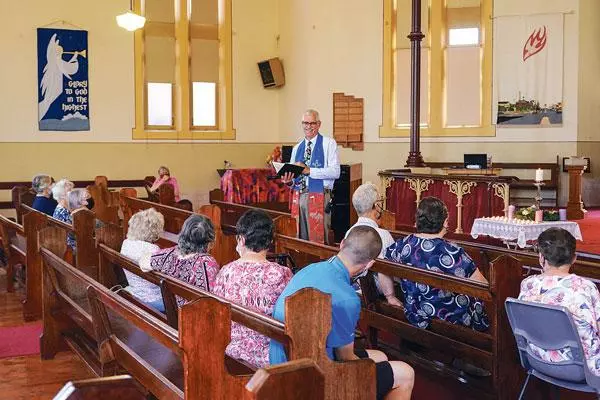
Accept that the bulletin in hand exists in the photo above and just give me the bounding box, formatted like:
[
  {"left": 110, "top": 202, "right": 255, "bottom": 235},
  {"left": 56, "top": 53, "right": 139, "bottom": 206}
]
[{"left": 272, "top": 162, "right": 305, "bottom": 178}]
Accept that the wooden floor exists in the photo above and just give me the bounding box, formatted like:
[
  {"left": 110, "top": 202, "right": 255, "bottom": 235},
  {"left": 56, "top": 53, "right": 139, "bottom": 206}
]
[{"left": 0, "top": 273, "right": 94, "bottom": 399}]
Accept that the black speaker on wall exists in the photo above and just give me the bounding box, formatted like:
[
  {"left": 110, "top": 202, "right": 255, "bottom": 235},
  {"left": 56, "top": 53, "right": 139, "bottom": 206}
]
[
  {"left": 258, "top": 58, "right": 285, "bottom": 88},
  {"left": 331, "top": 165, "right": 352, "bottom": 243}
]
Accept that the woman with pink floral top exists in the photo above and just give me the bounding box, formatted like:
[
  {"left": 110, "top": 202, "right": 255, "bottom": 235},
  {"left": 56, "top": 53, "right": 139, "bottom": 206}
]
[
  {"left": 212, "top": 209, "right": 292, "bottom": 368},
  {"left": 140, "top": 214, "right": 219, "bottom": 306},
  {"left": 519, "top": 227, "right": 600, "bottom": 375}
]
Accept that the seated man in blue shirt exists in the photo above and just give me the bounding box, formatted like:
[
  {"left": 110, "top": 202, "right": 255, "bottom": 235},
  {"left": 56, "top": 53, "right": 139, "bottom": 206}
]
[{"left": 269, "top": 226, "right": 414, "bottom": 400}]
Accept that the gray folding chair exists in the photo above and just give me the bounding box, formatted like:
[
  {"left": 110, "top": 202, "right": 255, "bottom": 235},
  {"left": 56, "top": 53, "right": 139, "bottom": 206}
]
[{"left": 505, "top": 298, "right": 600, "bottom": 399}]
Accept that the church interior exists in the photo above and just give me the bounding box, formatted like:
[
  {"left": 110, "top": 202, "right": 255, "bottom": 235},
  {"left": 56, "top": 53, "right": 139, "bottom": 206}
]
[{"left": 1, "top": 0, "right": 600, "bottom": 398}]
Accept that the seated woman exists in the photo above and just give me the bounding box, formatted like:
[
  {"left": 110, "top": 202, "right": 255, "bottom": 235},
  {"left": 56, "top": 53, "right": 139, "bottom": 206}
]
[
  {"left": 345, "top": 182, "right": 400, "bottom": 306},
  {"left": 149, "top": 166, "right": 180, "bottom": 202},
  {"left": 51, "top": 178, "right": 74, "bottom": 221},
  {"left": 120, "top": 208, "right": 165, "bottom": 312},
  {"left": 519, "top": 227, "right": 600, "bottom": 375},
  {"left": 31, "top": 174, "right": 57, "bottom": 216},
  {"left": 212, "top": 209, "right": 292, "bottom": 368},
  {"left": 61, "top": 189, "right": 91, "bottom": 252},
  {"left": 385, "top": 196, "right": 489, "bottom": 331},
  {"left": 140, "top": 215, "right": 219, "bottom": 303}
]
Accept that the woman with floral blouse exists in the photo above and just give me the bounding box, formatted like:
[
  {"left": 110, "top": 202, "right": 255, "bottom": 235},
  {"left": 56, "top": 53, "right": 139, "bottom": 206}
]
[
  {"left": 519, "top": 227, "right": 600, "bottom": 375},
  {"left": 212, "top": 209, "right": 292, "bottom": 368}
]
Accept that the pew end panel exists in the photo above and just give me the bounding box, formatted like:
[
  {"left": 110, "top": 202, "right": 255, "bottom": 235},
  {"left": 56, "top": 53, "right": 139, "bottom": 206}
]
[
  {"left": 40, "top": 247, "right": 101, "bottom": 375},
  {"left": 284, "top": 288, "right": 376, "bottom": 400},
  {"left": 244, "top": 359, "right": 324, "bottom": 400},
  {"left": 53, "top": 375, "right": 147, "bottom": 400},
  {"left": 22, "top": 206, "right": 48, "bottom": 321}
]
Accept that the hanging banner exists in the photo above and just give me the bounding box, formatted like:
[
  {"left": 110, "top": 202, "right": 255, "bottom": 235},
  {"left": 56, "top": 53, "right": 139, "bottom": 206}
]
[
  {"left": 494, "top": 14, "right": 563, "bottom": 127},
  {"left": 37, "top": 28, "right": 89, "bottom": 131}
]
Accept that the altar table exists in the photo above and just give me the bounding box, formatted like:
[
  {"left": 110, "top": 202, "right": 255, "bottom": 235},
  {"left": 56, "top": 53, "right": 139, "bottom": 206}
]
[
  {"left": 220, "top": 168, "right": 289, "bottom": 205},
  {"left": 379, "top": 170, "right": 516, "bottom": 234}
]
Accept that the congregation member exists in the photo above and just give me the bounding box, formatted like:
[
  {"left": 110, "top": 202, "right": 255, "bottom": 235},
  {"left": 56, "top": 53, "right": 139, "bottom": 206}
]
[
  {"left": 52, "top": 179, "right": 75, "bottom": 250},
  {"left": 519, "top": 228, "right": 600, "bottom": 375},
  {"left": 212, "top": 209, "right": 292, "bottom": 368},
  {"left": 140, "top": 214, "right": 219, "bottom": 305},
  {"left": 31, "top": 174, "right": 57, "bottom": 216},
  {"left": 61, "top": 189, "right": 91, "bottom": 252},
  {"left": 281, "top": 109, "right": 340, "bottom": 244},
  {"left": 149, "top": 165, "right": 181, "bottom": 202},
  {"left": 386, "top": 197, "right": 489, "bottom": 331},
  {"left": 51, "top": 178, "right": 74, "bottom": 222},
  {"left": 120, "top": 208, "right": 165, "bottom": 312},
  {"left": 345, "top": 182, "right": 400, "bottom": 306},
  {"left": 270, "top": 226, "right": 415, "bottom": 400}
]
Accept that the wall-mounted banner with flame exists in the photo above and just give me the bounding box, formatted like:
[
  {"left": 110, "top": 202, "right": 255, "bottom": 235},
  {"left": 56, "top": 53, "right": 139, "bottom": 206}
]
[{"left": 493, "top": 14, "right": 563, "bottom": 127}]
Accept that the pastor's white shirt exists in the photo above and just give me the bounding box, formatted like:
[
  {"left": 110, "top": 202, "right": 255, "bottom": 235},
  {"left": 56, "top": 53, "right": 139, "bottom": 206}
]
[{"left": 290, "top": 133, "right": 341, "bottom": 190}]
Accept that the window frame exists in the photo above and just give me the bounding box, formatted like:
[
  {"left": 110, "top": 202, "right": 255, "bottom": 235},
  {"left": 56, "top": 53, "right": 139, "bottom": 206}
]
[
  {"left": 132, "top": 0, "right": 235, "bottom": 140},
  {"left": 380, "top": 0, "right": 494, "bottom": 138}
]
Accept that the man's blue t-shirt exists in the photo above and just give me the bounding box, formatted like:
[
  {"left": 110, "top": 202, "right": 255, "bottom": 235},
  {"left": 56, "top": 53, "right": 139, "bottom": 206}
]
[
  {"left": 32, "top": 195, "right": 58, "bottom": 216},
  {"left": 269, "top": 256, "right": 361, "bottom": 364}
]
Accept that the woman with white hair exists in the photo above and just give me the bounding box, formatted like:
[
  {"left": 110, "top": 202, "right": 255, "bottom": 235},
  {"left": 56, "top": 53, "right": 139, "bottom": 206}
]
[
  {"left": 120, "top": 208, "right": 166, "bottom": 311},
  {"left": 31, "top": 174, "right": 57, "bottom": 216},
  {"left": 53, "top": 188, "right": 89, "bottom": 251},
  {"left": 51, "top": 178, "right": 74, "bottom": 222},
  {"left": 345, "top": 182, "right": 401, "bottom": 306}
]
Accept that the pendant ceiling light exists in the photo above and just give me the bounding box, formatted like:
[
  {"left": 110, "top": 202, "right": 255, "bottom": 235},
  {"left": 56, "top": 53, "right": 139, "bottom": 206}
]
[{"left": 116, "top": 0, "right": 146, "bottom": 31}]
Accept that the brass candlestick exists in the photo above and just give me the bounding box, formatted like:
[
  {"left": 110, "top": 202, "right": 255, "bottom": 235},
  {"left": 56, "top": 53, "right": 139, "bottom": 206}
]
[{"left": 533, "top": 181, "right": 544, "bottom": 209}]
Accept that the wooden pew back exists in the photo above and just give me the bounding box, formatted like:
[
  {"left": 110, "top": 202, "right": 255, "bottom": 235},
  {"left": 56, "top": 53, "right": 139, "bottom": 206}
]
[
  {"left": 98, "top": 244, "right": 373, "bottom": 400},
  {"left": 0, "top": 214, "right": 26, "bottom": 292},
  {"left": 42, "top": 246, "right": 326, "bottom": 399},
  {"left": 274, "top": 234, "right": 523, "bottom": 399}
]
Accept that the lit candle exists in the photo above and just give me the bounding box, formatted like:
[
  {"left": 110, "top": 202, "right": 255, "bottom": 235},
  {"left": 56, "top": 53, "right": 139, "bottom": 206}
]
[{"left": 535, "top": 168, "right": 544, "bottom": 182}]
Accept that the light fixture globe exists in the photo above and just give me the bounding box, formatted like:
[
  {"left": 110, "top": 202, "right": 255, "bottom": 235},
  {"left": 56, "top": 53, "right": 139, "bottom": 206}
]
[{"left": 116, "top": 11, "right": 146, "bottom": 31}]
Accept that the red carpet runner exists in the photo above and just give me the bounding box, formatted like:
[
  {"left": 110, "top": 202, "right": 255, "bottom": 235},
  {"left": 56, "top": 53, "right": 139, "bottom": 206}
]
[{"left": 0, "top": 323, "right": 42, "bottom": 359}]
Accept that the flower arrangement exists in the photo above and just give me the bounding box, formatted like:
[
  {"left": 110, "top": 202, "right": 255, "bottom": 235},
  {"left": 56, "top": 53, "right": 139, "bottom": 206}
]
[
  {"left": 515, "top": 206, "right": 559, "bottom": 221},
  {"left": 266, "top": 146, "right": 282, "bottom": 165}
]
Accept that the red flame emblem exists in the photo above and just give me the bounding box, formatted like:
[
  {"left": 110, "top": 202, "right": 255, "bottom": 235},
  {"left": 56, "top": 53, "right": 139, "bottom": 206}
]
[{"left": 523, "top": 26, "right": 547, "bottom": 61}]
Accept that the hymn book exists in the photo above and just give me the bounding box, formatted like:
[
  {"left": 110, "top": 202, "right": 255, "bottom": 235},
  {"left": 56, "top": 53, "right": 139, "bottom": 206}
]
[{"left": 272, "top": 162, "right": 305, "bottom": 178}]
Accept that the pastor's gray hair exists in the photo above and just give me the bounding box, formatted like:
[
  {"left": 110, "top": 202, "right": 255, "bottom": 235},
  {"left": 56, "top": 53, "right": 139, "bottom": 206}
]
[
  {"left": 178, "top": 214, "right": 215, "bottom": 255},
  {"left": 303, "top": 109, "right": 320, "bottom": 121},
  {"left": 352, "top": 182, "right": 380, "bottom": 216}
]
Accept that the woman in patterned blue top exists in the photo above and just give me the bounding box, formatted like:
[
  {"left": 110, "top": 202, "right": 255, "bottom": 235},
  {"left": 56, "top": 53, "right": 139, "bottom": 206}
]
[{"left": 385, "top": 196, "right": 489, "bottom": 332}]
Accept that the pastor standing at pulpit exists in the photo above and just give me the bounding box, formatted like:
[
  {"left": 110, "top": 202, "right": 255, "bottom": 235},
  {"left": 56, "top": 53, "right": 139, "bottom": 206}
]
[{"left": 281, "top": 109, "right": 340, "bottom": 244}]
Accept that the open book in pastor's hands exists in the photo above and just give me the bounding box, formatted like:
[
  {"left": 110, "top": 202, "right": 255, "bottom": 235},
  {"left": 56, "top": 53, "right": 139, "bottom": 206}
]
[{"left": 272, "top": 162, "right": 305, "bottom": 178}]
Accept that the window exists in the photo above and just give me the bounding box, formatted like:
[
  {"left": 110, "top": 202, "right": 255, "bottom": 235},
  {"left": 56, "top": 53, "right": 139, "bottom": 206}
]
[
  {"left": 380, "top": 0, "right": 493, "bottom": 137},
  {"left": 132, "top": 0, "right": 234, "bottom": 140},
  {"left": 448, "top": 28, "right": 479, "bottom": 46}
]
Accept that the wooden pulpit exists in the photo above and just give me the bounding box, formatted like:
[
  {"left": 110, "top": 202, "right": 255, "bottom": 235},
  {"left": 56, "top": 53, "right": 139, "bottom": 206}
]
[{"left": 566, "top": 165, "right": 586, "bottom": 220}]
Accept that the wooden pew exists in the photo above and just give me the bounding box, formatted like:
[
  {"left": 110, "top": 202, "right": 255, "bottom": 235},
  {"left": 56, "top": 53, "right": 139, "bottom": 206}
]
[
  {"left": 53, "top": 376, "right": 146, "bottom": 399},
  {"left": 86, "top": 176, "right": 120, "bottom": 224},
  {"left": 96, "top": 243, "right": 374, "bottom": 399},
  {"left": 389, "top": 229, "right": 600, "bottom": 284},
  {"left": 20, "top": 205, "right": 99, "bottom": 321},
  {"left": 41, "top": 246, "right": 334, "bottom": 399},
  {"left": 11, "top": 185, "right": 35, "bottom": 224},
  {"left": 0, "top": 214, "right": 26, "bottom": 292},
  {"left": 274, "top": 234, "right": 524, "bottom": 400}
]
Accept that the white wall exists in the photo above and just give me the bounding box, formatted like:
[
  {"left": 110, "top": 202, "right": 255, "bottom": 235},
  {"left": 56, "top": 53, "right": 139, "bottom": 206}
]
[
  {"left": 0, "top": 0, "right": 281, "bottom": 143},
  {"left": 276, "top": 0, "right": 584, "bottom": 205}
]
